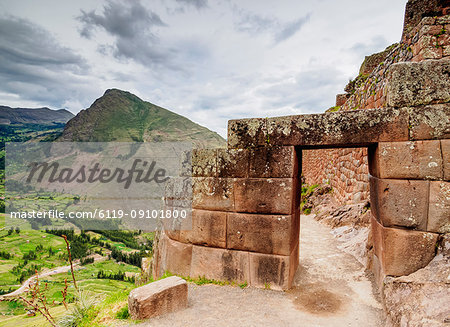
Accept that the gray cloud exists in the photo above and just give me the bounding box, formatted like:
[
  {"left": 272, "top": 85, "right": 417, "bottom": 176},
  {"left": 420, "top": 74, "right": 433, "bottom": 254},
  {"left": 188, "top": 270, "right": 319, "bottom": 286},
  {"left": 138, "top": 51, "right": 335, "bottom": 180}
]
[
  {"left": 78, "top": 0, "right": 171, "bottom": 68},
  {"left": 235, "top": 9, "right": 310, "bottom": 43},
  {"left": 274, "top": 14, "right": 311, "bottom": 43},
  {"left": 77, "top": 0, "right": 209, "bottom": 73},
  {"left": 78, "top": 0, "right": 166, "bottom": 39},
  {"left": 175, "top": 0, "right": 208, "bottom": 10},
  {"left": 0, "top": 15, "right": 95, "bottom": 109}
]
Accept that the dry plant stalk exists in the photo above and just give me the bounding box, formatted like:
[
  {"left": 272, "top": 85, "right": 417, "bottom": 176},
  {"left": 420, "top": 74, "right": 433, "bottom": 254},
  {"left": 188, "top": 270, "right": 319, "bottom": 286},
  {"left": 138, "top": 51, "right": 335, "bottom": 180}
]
[
  {"left": 62, "top": 234, "right": 78, "bottom": 291},
  {"left": 61, "top": 278, "right": 69, "bottom": 309},
  {"left": 12, "top": 271, "right": 58, "bottom": 327},
  {"left": 3, "top": 233, "right": 81, "bottom": 326}
]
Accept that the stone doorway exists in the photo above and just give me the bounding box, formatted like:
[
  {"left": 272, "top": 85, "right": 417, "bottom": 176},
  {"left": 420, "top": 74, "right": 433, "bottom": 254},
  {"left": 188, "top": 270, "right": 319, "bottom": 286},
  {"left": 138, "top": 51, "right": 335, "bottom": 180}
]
[{"left": 155, "top": 101, "right": 448, "bottom": 291}]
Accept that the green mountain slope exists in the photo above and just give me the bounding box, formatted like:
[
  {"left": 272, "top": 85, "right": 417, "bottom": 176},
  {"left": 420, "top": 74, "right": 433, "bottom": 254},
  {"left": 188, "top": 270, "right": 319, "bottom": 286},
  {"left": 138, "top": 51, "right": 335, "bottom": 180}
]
[
  {"left": 0, "top": 106, "right": 73, "bottom": 124},
  {"left": 59, "top": 89, "right": 225, "bottom": 148}
]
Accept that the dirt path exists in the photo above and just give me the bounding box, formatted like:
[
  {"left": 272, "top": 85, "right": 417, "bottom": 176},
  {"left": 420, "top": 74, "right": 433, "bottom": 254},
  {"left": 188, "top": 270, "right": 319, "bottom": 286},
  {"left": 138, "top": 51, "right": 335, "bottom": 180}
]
[
  {"left": 0, "top": 254, "right": 106, "bottom": 298},
  {"left": 133, "top": 214, "right": 385, "bottom": 327}
]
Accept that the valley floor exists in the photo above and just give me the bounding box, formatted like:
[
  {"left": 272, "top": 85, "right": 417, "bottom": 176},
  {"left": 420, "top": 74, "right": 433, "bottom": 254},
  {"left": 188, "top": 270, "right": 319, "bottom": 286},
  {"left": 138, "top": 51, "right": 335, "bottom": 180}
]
[{"left": 132, "top": 214, "right": 385, "bottom": 327}]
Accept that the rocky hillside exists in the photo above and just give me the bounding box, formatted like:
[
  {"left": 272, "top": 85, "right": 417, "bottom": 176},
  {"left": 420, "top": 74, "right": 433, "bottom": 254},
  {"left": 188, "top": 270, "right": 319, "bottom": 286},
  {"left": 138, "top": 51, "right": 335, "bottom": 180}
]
[
  {"left": 59, "top": 89, "right": 226, "bottom": 148},
  {"left": 0, "top": 106, "right": 74, "bottom": 124}
]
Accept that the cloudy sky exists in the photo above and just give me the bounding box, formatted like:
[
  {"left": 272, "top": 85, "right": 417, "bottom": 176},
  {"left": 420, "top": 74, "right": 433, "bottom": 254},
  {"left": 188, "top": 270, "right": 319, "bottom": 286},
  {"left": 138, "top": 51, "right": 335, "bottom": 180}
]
[{"left": 0, "top": 0, "right": 407, "bottom": 137}]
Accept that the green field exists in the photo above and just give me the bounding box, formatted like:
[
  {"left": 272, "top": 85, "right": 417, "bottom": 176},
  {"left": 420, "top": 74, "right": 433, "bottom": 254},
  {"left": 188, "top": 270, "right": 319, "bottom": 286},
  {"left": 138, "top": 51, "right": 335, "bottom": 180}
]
[
  {"left": 0, "top": 259, "right": 139, "bottom": 323},
  {"left": 0, "top": 214, "right": 149, "bottom": 324},
  {"left": 0, "top": 227, "right": 66, "bottom": 291}
]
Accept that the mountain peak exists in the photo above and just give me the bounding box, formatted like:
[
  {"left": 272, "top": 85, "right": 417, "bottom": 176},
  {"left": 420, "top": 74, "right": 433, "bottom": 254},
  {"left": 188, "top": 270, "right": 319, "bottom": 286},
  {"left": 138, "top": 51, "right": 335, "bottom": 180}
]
[
  {"left": 104, "top": 88, "right": 132, "bottom": 96},
  {"left": 59, "top": 90, "right": 225, "bottom": 148}
]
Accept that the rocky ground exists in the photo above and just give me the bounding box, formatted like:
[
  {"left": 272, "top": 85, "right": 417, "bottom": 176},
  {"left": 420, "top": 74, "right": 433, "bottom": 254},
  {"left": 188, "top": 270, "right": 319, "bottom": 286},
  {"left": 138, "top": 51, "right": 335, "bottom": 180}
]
[{"left": 130, "top": 214, "right": 385, "bottom": 327}]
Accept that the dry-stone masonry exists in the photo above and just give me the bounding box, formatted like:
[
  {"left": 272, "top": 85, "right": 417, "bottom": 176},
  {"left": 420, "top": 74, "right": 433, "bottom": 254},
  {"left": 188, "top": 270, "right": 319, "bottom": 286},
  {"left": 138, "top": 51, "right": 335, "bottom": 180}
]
[
  {"left": 154, "top": 105, "right": 449, "bottom": 290},
  {"left": 154, "top": 0, "right": 450, "bottom": 293}
]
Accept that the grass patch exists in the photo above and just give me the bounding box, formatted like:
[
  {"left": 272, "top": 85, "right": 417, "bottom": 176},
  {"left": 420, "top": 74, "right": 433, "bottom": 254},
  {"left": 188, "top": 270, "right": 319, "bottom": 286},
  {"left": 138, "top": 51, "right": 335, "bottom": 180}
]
[
  {"left": 115, "top": 304, "right": 129, "bottom": 319},
  {"left": 163, "top": 271, "right": 248, "bottom": 289},
  {"left": 300, "top": 183, "right": 319, "bottom": 213}
]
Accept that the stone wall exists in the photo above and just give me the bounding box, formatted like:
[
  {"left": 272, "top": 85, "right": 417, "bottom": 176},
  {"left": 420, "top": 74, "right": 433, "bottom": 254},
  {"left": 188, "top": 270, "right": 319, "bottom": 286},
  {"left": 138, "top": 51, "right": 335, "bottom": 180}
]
[
  {"left": 302, "top": 148, "right": 369, "bottom": 204},
  {"left": 153, "top": 146, "right": 301, "bottom": 290},
  {"left": 342, "top": 14, "right": 450, "bottom": 112},
  {"left": 302, "top": 12, "right": 450, "bottom": 204}
]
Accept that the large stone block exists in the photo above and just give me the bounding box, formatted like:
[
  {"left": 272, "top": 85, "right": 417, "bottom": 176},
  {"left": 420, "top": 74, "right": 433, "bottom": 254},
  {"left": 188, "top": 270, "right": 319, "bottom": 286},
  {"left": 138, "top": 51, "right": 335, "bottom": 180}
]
[
  {"left": 216, "top": 148, "right": 249, "bottom": 178},
  {"left": 248, "top": 146, "right": 298, "bottom": 178},
  {"left": 192, "top": 177, "right": 234, "bottom": 211},
  {"left": 248, "top": 244, "right": 298, "bottom": 290},
  {"left": 158, "top": 233, "right": 193, "bottom": 277},
  {"left": 227, "top": 107, "right": 409, "bottom": 148},
  {"left": 192, "top": 149, "right": 217, "bottom": 177},
  {"left": 442, "top": 139, "right": 450, "bottom": 181},
  {"left": 228, "top": 118, "right": 267, "bottom": 149},
  {"left": 386, "top": 59, "right": 450, "bottom": 107},
  {"left": 369, "top": 140, "right": 443, "bottom": 179},
  {"left": 190, "top": 246, "right": 250, "bottom": 284},
  {"left": 371, "top": 216, "right": 438, "bottom": 276},
  {"left": 128, "top": 276, "right": 187, "bottom": 320},
  {"left": 267, "top": 108, "right": 409, "bottom": 148},
  {"left": 427, "top": 181, "right": 450, "bottom": 233},
  {"left": 234, "top": 178, "right": 295, "bottom": 214},
  {"left": 180, "top": 209, "right": 227, "bottom": 248},
  {"left": 383, "top": 233, "right": 450, "bottom": 326},
  {"left": 407, "top": 104, "right": 450, "bottom": 140},
  {"left": 227, "top": 213, "right": 294, "bottom": 255},
  {"left": 369, "top": 176, "right": 429, "bottom": 230}
]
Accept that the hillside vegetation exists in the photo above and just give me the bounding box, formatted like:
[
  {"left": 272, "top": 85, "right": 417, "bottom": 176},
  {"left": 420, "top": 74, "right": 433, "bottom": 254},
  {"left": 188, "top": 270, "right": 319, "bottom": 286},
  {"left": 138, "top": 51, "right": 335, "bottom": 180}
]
[
  {"left": 59, "top": 89, "right": 226, "bottom": 148},
  {"left": 0, "top": 107, "right": 73, "bottom": 125}
]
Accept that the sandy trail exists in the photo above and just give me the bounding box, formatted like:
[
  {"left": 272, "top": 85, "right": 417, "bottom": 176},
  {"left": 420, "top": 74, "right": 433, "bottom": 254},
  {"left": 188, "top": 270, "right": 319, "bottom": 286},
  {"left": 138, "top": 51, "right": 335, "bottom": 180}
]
[
  {"left": 133, "top": 214, "right": 385, "bottom": 327},
  {"left": 0, "top": 254, "right": 106, "bottom": 298}
]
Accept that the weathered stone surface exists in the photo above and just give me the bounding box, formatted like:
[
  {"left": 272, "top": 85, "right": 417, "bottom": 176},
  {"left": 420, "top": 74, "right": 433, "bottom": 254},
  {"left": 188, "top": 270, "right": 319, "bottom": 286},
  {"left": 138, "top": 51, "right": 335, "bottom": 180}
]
[
  {"left": 248, "top": 244, "right": 298, "bottom": 290},
  {"left": 158, "top": 232, "right": 193, "bottom": 277},
  {"left": 369, "top": 140, "right": 443, "bottom": 179},
  {"left": 227, "top": 213, "right": 294, "bottom": 255},
  {"left": 360, "top": 48, "right": 390, "bottom": 75},
  {"left": 164, "top": 177, "right": 193, "bottom": 205},
  {"left": 192, "top": 177, "right": 234, "bottom": 211},
  {"left": 407, "top": 104, "right": 450, "bottom": 140},
  {"left": 228, "top": 118, "right": 267, "bottom": 149},
  {"left": 217, "top": 148, "right": 249, "bottom": 178},
  {"left": 442, "top": 139, "right": 450, "bottom": 180},
  {"left": 234, "top": 178, "right": 295, "bottom": 214},
  {"left": 336, "top": 93, "right": 349, "bottom": 107},
  {"left": 128, "top": 276, "right": 187, "bottom": 320},
  {"left": 402, "top": 0, "right": 448, "bottom": 40},
  {"left": 383, "top": 234, "right": 450, "bottom": 327},
  {"left": 428, "top": 181, "right": 450, "bottom": 233},
  {"left": 192, "top": 149, "right": 217, "bottom": 177},
  {"left": 248, "top": 146, "right": 298, "bottom": 178},
  {"left": 267, "top": 109, "right": 411, "bottom": 148},
  {"left": 370, "top": 176, "right": 429, "bottom": 230},
  {"left": 190, "top": 246, "right": 250, "bottom": 284},
  {"left": 180, "top": 209, "right": 227, "bottom": 248},
  {"left": 371, "top": 216, "right": 438, "bottom": 276},
  {"left": 227, "top": 107, "right": 409, "bottom": 149},
  {"left": 386, "top": 59, "right": 450, "bottom": 108}
]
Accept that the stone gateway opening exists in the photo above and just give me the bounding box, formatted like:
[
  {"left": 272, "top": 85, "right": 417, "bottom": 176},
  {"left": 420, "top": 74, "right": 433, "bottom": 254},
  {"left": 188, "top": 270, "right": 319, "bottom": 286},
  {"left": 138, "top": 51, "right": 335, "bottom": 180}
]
[{"left": 154, "top": 100, "right": 449, "bottom": 289}]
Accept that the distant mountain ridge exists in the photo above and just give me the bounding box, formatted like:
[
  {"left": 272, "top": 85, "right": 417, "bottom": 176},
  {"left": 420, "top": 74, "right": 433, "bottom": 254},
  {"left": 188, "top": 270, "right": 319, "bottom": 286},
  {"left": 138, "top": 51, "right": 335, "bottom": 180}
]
[
  {"left": 0, "top": 106, "right": 74, "bottom": 124},
  {"left": 59, "top": 89, "right": 226, "bottom": 148}
]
